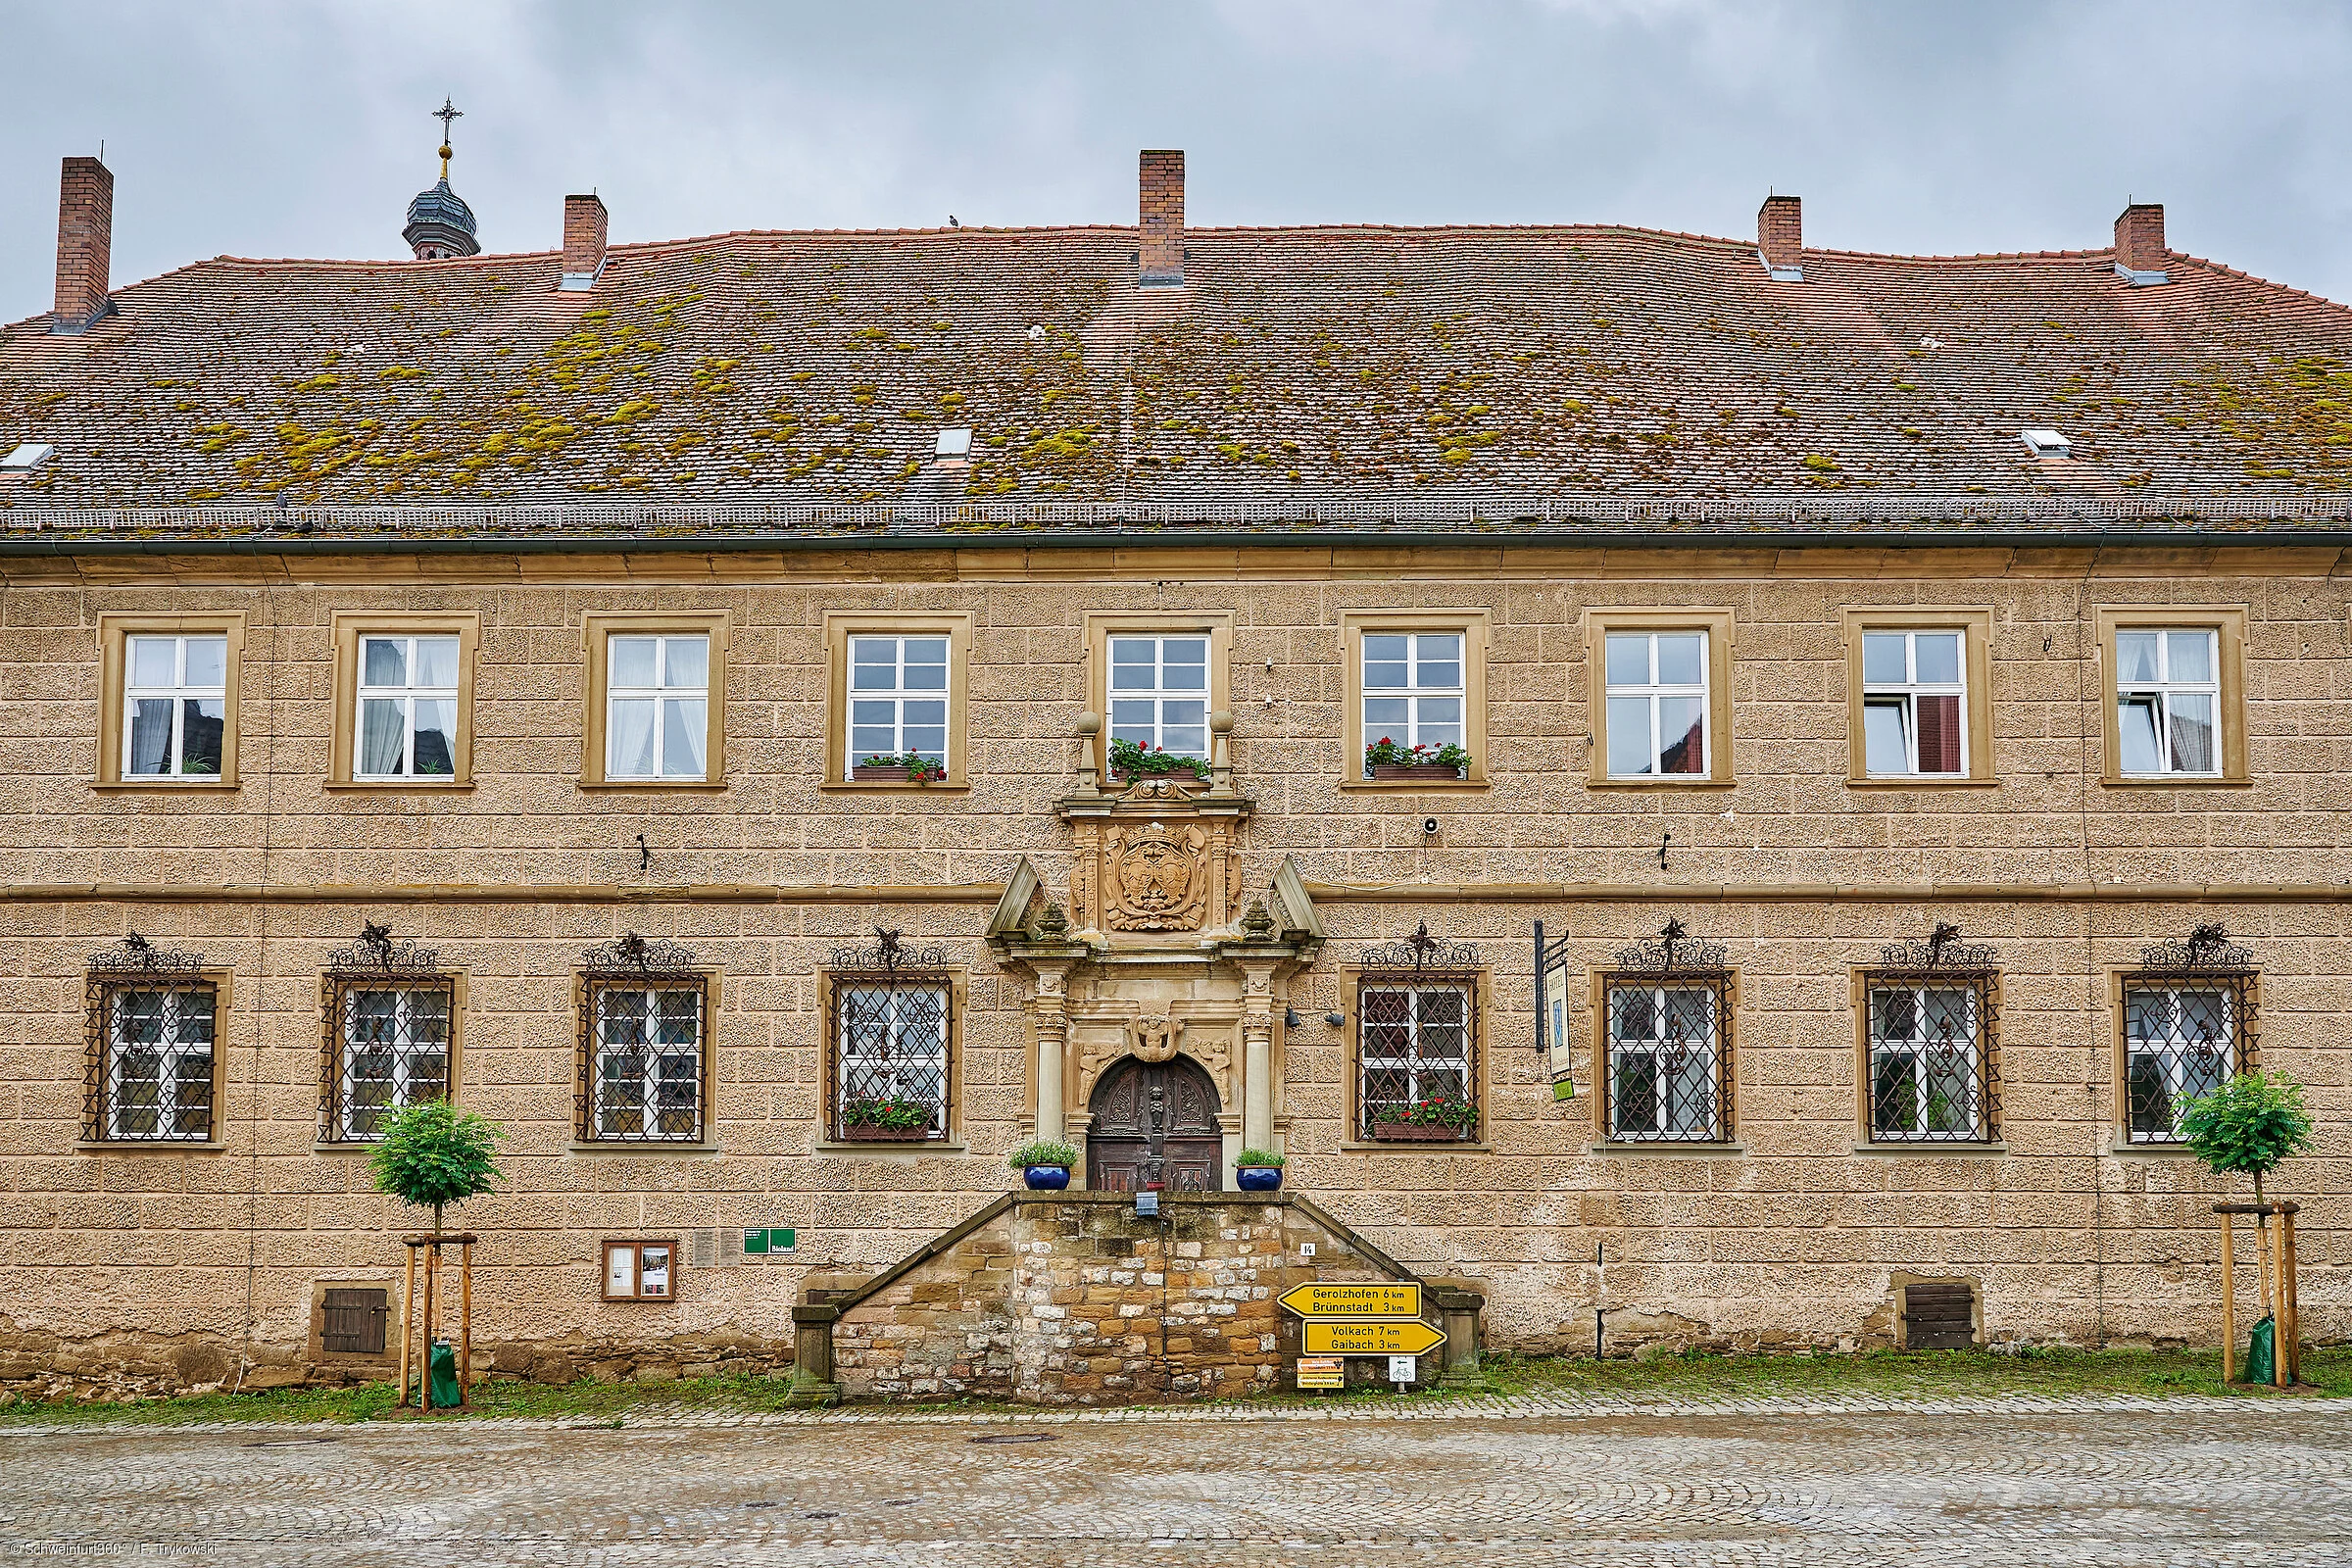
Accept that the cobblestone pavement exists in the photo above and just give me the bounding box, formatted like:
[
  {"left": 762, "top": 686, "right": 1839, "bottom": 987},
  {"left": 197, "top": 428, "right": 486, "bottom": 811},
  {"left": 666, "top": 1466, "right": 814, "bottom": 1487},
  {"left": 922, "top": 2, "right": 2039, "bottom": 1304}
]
[{"left": 2, "top": 1398, "right": 2347, "bottom": 1566}]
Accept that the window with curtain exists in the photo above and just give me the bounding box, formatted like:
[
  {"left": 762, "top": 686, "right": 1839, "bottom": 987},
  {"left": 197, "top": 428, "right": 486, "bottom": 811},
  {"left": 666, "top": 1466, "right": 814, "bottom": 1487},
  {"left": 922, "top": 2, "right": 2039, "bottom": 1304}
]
[
  {"left": 606, "top": 634, "right": 710, "bottom": 781},
  {"left": 1604, "top": 629, "right": 1707, "bottom": 777},
  {"left": 2116, "top": 628, "right": 2220, "bottom": 777},
  {"left": 1107, "top": 635, "right": 1208, "bottom": 759},
  {"left": 1361, "top": 632, "right": 1464, "bottom": 765},
  {"left": 355, "top": 635, "right": 459, "bottom": 779},
  {"left": 1862, "top": 629, "right": 1967, "bottom": 777},
  {"left": 847, "top": 634, "right": 949, "bottom": 774},
  {"left": 123, "top": 635, "right": 227, "bottom": 779}
]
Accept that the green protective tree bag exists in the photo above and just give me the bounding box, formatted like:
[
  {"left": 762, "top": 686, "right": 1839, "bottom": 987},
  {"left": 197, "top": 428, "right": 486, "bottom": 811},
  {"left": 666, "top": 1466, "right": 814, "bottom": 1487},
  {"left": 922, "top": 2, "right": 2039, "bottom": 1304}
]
[
  {"left": 427, "top": 1340, "right": 463, "bottom": 1409},
  {"left": 2244, "top": 1315, "right": 2276, "bottom": 1386}
]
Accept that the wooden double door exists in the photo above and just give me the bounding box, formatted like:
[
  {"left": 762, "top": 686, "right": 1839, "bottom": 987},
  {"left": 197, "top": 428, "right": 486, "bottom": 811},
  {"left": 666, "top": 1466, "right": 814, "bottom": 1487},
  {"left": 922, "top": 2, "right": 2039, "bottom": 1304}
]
[{"left": 1086, "top": 1055, "right": 1223, "bottom": 1193}]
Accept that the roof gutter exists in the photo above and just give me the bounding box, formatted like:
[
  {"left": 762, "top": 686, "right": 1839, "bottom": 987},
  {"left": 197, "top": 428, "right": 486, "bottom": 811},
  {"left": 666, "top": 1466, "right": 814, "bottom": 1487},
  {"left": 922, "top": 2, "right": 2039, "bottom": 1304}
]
[{"left": 5, "top": 524, "right": 2352, "bottom": 560}]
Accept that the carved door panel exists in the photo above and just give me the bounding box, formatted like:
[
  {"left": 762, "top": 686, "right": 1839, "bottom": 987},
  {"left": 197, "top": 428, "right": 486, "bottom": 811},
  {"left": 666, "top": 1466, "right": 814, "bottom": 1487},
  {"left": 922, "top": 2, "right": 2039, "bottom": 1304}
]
[{"left": 1087, "top": 1055, "right": 1223, "bottom": 1193}]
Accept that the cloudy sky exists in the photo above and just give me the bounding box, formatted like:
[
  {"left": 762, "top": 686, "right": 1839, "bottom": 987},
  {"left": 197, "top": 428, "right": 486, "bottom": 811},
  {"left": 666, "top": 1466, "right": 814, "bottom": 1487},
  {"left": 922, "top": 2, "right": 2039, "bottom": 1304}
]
[{"left": 4, "top": 0, "right": 2349, "bottom": 320}]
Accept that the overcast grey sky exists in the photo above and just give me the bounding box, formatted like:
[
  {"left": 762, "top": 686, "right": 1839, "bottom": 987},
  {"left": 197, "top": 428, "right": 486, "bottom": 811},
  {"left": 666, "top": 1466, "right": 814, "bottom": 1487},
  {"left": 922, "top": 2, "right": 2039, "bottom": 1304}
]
[{"left": 4, "top": 0, "right": 2349, "bottom": 321}]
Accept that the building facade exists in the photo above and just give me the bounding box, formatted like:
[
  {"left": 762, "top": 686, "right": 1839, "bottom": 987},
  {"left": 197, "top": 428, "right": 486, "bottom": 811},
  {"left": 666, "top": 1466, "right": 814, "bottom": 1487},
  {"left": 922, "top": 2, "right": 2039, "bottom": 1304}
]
[{"left": 2, "top": 146, "right": 2348, "bottom": 1397}]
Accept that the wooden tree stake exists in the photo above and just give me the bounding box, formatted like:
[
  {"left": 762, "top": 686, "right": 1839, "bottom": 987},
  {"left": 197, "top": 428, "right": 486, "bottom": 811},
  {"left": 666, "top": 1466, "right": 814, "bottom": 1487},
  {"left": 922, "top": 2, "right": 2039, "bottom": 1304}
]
[
  {"left": 2218, "top": 1209, "right": 2236, "bottom": 1385},
  {"left": 400, "top": 1246, "right": 417, "bottom": 1409},
  {"left": 460, "top": 1240, "right": 474, "bottom": 1408}
]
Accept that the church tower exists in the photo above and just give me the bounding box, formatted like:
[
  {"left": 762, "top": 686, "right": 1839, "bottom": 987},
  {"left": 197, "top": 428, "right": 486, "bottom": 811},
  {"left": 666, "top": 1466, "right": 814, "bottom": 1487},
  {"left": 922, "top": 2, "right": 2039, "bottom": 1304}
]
[{"left": 402, "top": 98, "right": 480, "bottom": 260}]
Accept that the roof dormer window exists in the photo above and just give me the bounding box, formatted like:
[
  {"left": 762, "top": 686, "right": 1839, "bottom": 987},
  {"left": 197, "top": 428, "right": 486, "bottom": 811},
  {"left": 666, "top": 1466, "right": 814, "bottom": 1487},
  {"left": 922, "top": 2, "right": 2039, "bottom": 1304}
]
[
  {"left": 2021, "top": 428, "right": 2071, "bottom": 461},
  {"left": 0, "top": 443, "right": 55, "bottom": 474}
]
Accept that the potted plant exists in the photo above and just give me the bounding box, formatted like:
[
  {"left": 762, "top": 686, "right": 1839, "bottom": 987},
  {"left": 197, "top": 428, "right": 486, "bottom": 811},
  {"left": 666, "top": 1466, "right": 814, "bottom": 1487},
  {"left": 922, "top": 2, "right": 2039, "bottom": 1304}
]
[
  {"left": 1364, "top": 737, "right": 1470, "bottom": 782},
  {"left": 851, "top": 751, "right": 947, "bottom": 784},
  {"left": 1007, "top": 1139, "right": 1080, "bottom": 1191},
  {"left": 839, "top": 1095, "right": 936, "bottom": 1142},
  {"left": 1234, "top": 1149, "right": 1286, "bottom": 1191},
  {"left": 1371, "top": 1096, "right": 1476, "bottom": 1142},
  {"left": 1108, "top": 737, "right": 1209, "bottom": 784}
]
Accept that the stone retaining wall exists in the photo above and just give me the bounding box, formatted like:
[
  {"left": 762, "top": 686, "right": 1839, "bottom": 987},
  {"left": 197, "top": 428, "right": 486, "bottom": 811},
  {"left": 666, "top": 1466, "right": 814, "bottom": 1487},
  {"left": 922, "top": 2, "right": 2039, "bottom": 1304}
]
[{"left": 831, "top": 1194, "right": 1416, "bottom": 1404}]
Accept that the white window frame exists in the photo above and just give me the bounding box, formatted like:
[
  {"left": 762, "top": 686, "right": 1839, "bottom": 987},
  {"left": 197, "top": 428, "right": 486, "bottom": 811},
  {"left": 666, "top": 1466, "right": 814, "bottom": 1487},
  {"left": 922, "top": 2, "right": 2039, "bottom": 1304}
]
[
  {"left": 1861, "top": 629, "right": 1969, "bottom": 778},
  {"left": 846, "top": 634, "right": 950, "bottom": 776},
  {"left": 590, "top": 985, "right": 708, "bottom": 1143},
  {"left": 1356, "top": 978, "right": 1476, "bottom": 1136},
  {"left": 1360, "top": 631, "right": 1466, "bottom": 759},
  {"left": 2123, "top": 982, "right": 2239, "bottom": 1145},
  {"left": 1602, "top": 979, "right": 1728, "bottom": 1143},
  {"left": 605, "top": 634, "right": 711, "bottom": 782},
  {"left": 1107, "top": 634, "right": 1210, "bottom": 759},
  {"left": 832, "top": 981, "right": 953, "bottom": 1137},
  {"left": 1602, "top": 629, "right": 1709, "bottom": 778},
  {"left": 354, "top": 634, "right": 462, "bottom": 781},
  {"left": 122, "top": 634, "right": 228, "bottom": 780},
  {"left": 1865, "top": 981, "right": 1987, "bottom": 1143},
  {"left": 103, "top": 984, "right": 217, "bottom": 1143},
  {"left": 331, "top": 983, "right": 453, "bottom": 1143},
  {"left": 2115, "top": 627, "right": 2222, "bottom": 778}
]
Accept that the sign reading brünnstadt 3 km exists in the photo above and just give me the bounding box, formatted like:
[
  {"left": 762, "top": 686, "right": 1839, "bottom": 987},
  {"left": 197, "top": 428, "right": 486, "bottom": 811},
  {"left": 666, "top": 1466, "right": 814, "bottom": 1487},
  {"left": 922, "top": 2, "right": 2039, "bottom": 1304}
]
[{"left": 1279, "top": 1283, "right": 1423, "bottom": 1320}]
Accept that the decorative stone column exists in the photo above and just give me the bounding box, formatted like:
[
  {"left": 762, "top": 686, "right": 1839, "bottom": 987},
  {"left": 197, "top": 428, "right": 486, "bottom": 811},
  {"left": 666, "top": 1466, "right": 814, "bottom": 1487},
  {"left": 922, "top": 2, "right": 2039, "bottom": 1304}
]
[
  {"left": 1230, "top": 902, "right": 1283, "bottom": 1153},
  {"left": 1031, "top": 953, "right": 1078, "bottom": 1146}
]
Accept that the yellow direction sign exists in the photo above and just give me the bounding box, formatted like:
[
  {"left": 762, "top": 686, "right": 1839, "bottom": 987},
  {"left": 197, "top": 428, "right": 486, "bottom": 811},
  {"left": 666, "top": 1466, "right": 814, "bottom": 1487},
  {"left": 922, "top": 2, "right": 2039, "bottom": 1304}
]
[
  {"left": 1278, "top": 1282, "right": 1423, "bottom": 1320},
  {"left": 1295, "top": 1356, "right": 1345, "bottom": 1389},
  {"left": 1302, "top": 1320, "right": 1446, "bottom": 1356}
]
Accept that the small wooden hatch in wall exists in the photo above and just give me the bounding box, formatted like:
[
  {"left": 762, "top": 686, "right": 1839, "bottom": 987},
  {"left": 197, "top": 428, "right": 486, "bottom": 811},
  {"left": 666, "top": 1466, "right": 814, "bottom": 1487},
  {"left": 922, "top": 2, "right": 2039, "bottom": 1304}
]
[
  {"left": 1897, "top": 1280, "right": 1979, "bottom": 1350},
  {"left": 308, "top": 1281, "right": 399, "bottom": 1364}
]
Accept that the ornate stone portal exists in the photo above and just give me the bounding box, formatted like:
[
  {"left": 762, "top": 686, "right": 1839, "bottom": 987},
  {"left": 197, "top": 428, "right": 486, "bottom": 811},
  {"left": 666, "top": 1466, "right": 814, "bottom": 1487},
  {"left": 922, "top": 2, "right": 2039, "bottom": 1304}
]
[{"left": 986, "top": 713, "right": 1323, "bottom": 1185}]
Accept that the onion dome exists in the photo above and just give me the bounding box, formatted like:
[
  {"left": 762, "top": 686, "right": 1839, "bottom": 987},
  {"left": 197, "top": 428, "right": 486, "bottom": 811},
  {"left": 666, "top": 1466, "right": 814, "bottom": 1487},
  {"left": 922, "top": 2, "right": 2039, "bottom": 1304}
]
[{"left": 404, "top": 99, "right": 481, "bottom": 260}]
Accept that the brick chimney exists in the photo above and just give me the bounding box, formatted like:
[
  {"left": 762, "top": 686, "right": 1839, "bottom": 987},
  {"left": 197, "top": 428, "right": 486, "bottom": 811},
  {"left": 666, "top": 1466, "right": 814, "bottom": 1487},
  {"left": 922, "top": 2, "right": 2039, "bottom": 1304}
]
[
  {"left": 2114, "top": 202, "right": 2167, "bottom": 280},
  {"left": 1140, "top": 149, "right": 1184, "bottom": 287},
  {"left": 560, "top": 193, "right": 609, "bottom": 291},
  {"left": 51, "top": 155, "right": 114, "bottom": 333},
  {"left": 1757, "top": 194, "right": 1802, "bottom": 280}
]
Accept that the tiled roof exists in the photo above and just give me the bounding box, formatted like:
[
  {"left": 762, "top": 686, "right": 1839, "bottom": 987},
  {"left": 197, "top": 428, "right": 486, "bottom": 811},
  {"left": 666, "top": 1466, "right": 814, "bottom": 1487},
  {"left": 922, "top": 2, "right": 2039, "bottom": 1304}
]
[{"left": 6, "top": 220, "right": 2352, "bottom": 534}]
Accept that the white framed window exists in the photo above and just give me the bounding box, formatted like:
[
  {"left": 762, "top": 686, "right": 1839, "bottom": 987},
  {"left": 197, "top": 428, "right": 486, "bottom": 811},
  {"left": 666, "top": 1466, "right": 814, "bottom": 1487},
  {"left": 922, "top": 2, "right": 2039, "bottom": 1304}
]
[
  {"left": 2124, "top": 980, "right": 2247, "bottom": 1144},
  {"left": 355, "top": 635, "right": 460, "bottom": 779},
  {"left": 830, "top": 979, "right": 953, "bottom": 1140},
  {"left": 1362, "top": 633, "right": 1464, "bottom": 756},
  {"left": 1357, "top": 978, "right": 1476, "bottom": 1140},
  {"left": 606, "top": 635, "right": 710, "bottom": 781},
  {"left": 2116, "top": 628, "right": 2220, "bottom": 777},
  {"left": 326, "top": 981, "right": 453, "bottom": 1143},
  {"left": 123, "top": 635, "right": 227, "bottom": 779},
  {"left": 99, "top": 984, "right": 217, "bottom": 1142},
  {"left": 1866, "top": 980, "right": 1990, "bottom": 1143},
  {"left": 847, "top": 635, "right": 949, "bottom": 774},
  {"left": 1108, "top": 634, "right": 1208, "bottom": 758},
  {"left": 1602, "top": 978, "right": 1730, "bottom": 1142},
  {"left": 586, "top": 983, "right": 707, "bottom": 1143},
  {"left": 1603, "top": 630, "right": 1707, "bottom": 777},
  {"left": 1862, "top": 630, "right": 1967, "bottom": 777}
]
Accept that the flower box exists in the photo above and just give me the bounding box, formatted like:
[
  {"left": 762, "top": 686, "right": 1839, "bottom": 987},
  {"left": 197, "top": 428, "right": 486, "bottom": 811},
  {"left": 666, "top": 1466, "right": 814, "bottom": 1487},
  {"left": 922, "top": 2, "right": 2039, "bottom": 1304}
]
[
  {"left": 1110, "top": 767, "right": 1208, "bottom": 786},
  {"left": 839, "top": 1123, "right": 932, "bottom": 1143},
  {"left": 1370, "top": 1121, "right": 1468, "bottom": 1142},
  {"left": 850, "top": 764, "right": 943, "bottom": 784},
  {"left": 1367, "top": 763, "right": 1464, "bottom": 782}
]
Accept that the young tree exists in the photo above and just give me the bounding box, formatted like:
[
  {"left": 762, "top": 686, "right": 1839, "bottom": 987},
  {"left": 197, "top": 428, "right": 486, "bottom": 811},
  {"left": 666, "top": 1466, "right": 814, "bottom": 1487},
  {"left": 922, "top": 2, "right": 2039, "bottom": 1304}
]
[
  {"left": 368, "top": 1100, "right": 503, "bottom": 1233},
  {"left": 2180, "top": 1070, "right": 2316, "bottom": 1203}
]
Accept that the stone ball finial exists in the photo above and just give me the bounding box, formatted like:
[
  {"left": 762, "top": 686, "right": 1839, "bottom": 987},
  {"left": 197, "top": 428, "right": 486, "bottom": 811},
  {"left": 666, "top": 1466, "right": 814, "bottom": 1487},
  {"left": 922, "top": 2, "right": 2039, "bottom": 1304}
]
[
  {"left": 1075, "top": 710, "right": 1102, "bottom": 738},
  {"left": 1209, "top": 710, "right": 1234, "bottom": 734}
]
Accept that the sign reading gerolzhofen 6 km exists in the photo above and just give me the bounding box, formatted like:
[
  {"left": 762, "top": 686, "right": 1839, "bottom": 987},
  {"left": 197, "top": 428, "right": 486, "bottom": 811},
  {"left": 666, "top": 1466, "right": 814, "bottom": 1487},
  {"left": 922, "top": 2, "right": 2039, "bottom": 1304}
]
[{"left": 1277, "top": 1283, "right": 1423, "bottom": 1319}]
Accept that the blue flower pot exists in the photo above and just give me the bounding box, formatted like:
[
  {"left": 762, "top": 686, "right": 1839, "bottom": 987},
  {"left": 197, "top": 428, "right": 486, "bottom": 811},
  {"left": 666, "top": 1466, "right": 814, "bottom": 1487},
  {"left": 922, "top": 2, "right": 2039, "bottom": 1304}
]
[
  {"left": 1236, "top": 1165, "right": 1284, "bottom": 1192},
  {"left": 1023, "top": 1164, "right": 1070, "bottom": 1191}
]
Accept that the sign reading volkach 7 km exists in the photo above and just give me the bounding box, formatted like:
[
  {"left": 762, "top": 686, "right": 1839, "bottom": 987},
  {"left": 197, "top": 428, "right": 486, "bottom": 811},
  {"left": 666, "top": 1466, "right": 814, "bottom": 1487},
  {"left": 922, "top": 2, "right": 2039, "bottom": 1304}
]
[
  {"left": 1301, "top": 1319, "right": 1446, "bottom": 1355},
  {"left": 1277, "top": 1282, "right": 1422, "bottom": 1319}
]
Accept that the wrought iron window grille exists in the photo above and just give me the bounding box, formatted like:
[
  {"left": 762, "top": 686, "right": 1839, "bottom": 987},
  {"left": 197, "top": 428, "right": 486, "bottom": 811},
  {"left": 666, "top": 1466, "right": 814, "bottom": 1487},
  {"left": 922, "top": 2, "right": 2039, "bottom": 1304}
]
[
  {"left": 2139, "top": 922, "right": 2255, "bottom": 972},
  {"left": 325, "top": 921, "right": 440, "bottom": 974},
  {"left": 1863, "top": 968, "right": 1998, "bottom": 1144},
  {"left": 1354, "top": 969, "right": 1481, "bottom": 1141},
  {"left": 825, "top": 928, "right": 954, "bottom": 1141},
  {"left": 83, "top": 974, "right": 217, "bottom": 1143},
  {"left": 1600, "top": 967, "right": 1734, "bottom": 1143},
  {"left": 1358, "top": 921, "right": 1480, "bottom": 974},
  {"left": 1613, "top": 917, "right": 1728, "bottom": 975},
  {"left": 1878, "top": 921, "right": 1997, "bottom": 972},
  {"left": 2123, "top": 967, "right": 2257, "bottom": 1145},
  {"left": 574, "top": 934, "right": 709, "bottom": 1144},
  {"left": 319, "top": 975, "right": 454, "bottom": 1144},
  {"left": 86, "top": 932, "right": 204, "bottom": 975}
]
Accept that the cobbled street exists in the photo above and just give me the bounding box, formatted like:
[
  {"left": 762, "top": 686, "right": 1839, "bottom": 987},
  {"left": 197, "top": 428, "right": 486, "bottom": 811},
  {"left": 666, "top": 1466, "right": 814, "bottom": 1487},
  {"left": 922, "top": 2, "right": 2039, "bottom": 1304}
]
[{"left": 1, "top": 1397, "right": 2348, "bottom": 1566}]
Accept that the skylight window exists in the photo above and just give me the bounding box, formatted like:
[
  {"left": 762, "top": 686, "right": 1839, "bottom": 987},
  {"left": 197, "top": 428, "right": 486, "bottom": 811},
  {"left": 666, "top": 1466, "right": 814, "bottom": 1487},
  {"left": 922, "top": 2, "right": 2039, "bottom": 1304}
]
[
  {"left": 2020, "top": 428, "right": 2071, "bottom": 460},
  {"left": 935, "top": 427, "right": 972, "bottom": 459},
  {"left": 0, "top": 443, "right": 56, "bottom": 473}
]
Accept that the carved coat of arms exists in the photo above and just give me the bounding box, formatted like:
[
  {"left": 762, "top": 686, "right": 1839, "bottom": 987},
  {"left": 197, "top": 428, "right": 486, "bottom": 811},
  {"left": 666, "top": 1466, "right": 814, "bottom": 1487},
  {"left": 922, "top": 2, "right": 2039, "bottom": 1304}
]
[{"left": 1104, "top": 820, "right": 1209, "bottom": 931}]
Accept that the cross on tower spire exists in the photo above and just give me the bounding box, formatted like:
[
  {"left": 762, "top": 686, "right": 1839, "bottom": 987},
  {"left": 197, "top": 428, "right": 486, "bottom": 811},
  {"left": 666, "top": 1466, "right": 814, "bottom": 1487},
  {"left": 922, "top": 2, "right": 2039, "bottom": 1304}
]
[{"left": 433, "top": 97, "right": 463, "bottom": 180}]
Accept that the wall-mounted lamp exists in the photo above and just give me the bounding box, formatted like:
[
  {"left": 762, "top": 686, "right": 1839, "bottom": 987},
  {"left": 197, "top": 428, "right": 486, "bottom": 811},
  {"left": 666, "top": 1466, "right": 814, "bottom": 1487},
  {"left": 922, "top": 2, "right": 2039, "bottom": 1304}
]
[
  {"left": 1324, "top": 1010, "right": 1346, "bottom": 1028},
  {"left": 1284, "top": 1006, "right": 1301, "bottom": 1028}
]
